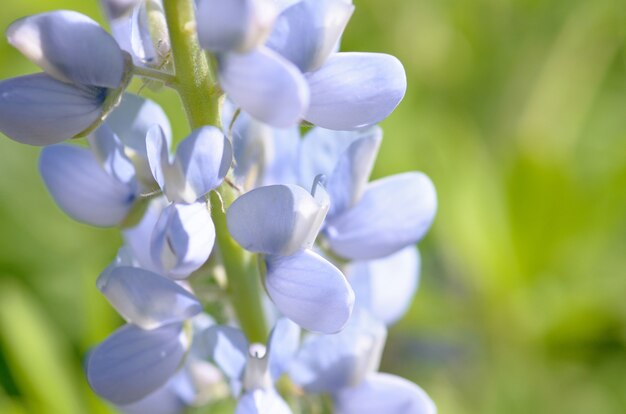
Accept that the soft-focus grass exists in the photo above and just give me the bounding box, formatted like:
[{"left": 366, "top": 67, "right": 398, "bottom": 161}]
[{"left": 1, "top": 0, "right": 625, "bottom": 413}]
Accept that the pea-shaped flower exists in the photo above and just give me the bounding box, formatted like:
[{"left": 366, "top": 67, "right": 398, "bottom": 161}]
[
  {"left": 227, "top": 181, "right": 355, "bottom": 333},
  {"left": 0, "top": 11, "right": 130, "bottom": 145}
]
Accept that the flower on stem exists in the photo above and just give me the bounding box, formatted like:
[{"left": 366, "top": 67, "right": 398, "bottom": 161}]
[
  {"left": 226, "top": 180, "right": 355, "bottom": 333},
  {"left": 0, "top": 11, "right": 129, "bottom": 145},
  {"left": 196, "top": 0, "right": 406, "bottom": 130}
]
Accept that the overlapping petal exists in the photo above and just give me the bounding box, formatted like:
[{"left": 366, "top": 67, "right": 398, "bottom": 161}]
[
  {"left": 90, "top": 123, "right": 136, "bottom": 184},
  {"left": 150, "top": 202, "right": 215, "bottom": 279},
  {"left": 204, "top": 325, "right": 249, "bottom": 382},
  {"left": 334, "top": 373, "right": 437, "bottom": 414},
  {"left": 97, "top": 266, "right": 202, "bottom": 329},
  {"left": 219, "top": 47, "right": 309, "bottom": 128},
  {"left": 39, "top": 144, "right": 136, "bottom": 226},
  {"left": 305, "top": 53, "right": 406, "bottom": 130},
  {"left": 197, "top": 0, "right": 277, "bottom": 53},
  {"left": 266, "top": 0, "right": 354, "bottom": 72},
  {"left": 227, "top": 184, "right": 328, "bottom": 256},
  {"left": 87, "top": 323, "right": 189, "bottom": 405},
  {"left": 7, "top": 11, "right": 125, "bottom": 88},
  {"left": 348, "top": 247, "right": 420, "bottom": 325},
  {"left": 0, "top": 74, "right": 105, "bottom": 146},
  {"left": 265, "top": 250, "right": 354, "bottom": 333},
  {"left": 118, "top": 369, "right": 196, "bottom": 414},
  {"left": 267, "top": 318, "right": 300, "bottom": 380},
  {"left": 326, "top": 172, "right": 437, "bottom": 260}
]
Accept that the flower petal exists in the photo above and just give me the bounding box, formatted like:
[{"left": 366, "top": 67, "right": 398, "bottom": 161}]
[
  {"left": 305, "top": 52, "right": 406, "bottom": 130},
  {"left": 7, "top": 11, "right": 125, "bottom": 88},
  {"left": 227, "top": 184, "right": 328, "bottom": 256},
  {"left": 266, "top": 0, "right": 354, "bottom": 72},
  {"left": 174, "top": 126, "right": 232, "bottom": 202},
  {"left": 87, "top": 323, "right": 189, "bottom": 405},
  {"left": 265, "top": 250, "right": 354, "bottom": 334},
  {"left": 348, "top": 247, "right": 420, "bottom": 325},
  {"left": 122, "top": 196, "right": 168, "bottom": 272},
  {"left": 90, "top": 123, "right": 136, "bottom": 185},
  {"left": 326, "top": 172, "right": 436, "bottom": 260},
  {"left": 39, "top": 144, "right": 136, "bottom": 227},
  {"left": 267, "top": 318, "right": 300, "bottom": 381},
  {"left": 204, "top": 325, "right": 249, "bottom": 382},
  {"left": 334, "top": 373, "right": 436, "bottom": 414},
  {"left": 235, "top": 389, "right": 292, "bottom": 414},
  {"left": 197, "top": 0, "right": 277, "bottom": 53},
  {"left": 97, "top": 266, "right": 202, "bottom": 330},
  {"left": 0, "top": 73, "right": 104, "bottom": 146},
  {"left": 145, "top": 124, "right": 170, "bottom": 192},
  {"left": 151, "top": 202, "right": 216, "bottom": 279},
  {"left": 219, "top": 47, "right": 309, "bottom": 128},
  {"left": 288, "top": 309, "right": 386, "bottom": 393},
  {"left": 118, "top": 368, "right": 195, "bottom": 414}
]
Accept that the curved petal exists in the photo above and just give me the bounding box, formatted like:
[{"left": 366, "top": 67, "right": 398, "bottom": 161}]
[
  {"left": 197, "top": 0, "right": 277, "bottom": 53},
  {"left": 87, "top": 323, "right": 189, "bottom": 405},
  {"left": 298, "top": 126, "right": 382, "bottom": 192},
  {"left": 334, "top": 373, "right": 436, "bottom": 414},
  {"left": 145, "top": 124, "right": 171, "bottom": 192},
  {"left": 100, "top": 0, "right": 142, "bottom": 20},
  {"left": 39, "top": 144, "right": 136, "bottom": 227},
  {"left": 288, "top": 309, "right": 386, "bottom": 393},
  {"left": 122, "top": 196, "right": 168, "bottom": 272},
  {"left": 97, "top": 266, "right": 202, "bottom": 330},
  {"left": 235, "top": 389, "right": 292, "bottom": 414},
  {"left": 226, "top": 185, "right": 328, "bottom": 256},
  {"left": 219, "top": 47, "right": 310, "bottom": 128},
  {"left": 326, "top": 172, "right": 436, "bottom": 260},
  {"left": 90, "top": 123, "right": 136, "bottom": 185},
  {"left": 266, "top": 0, "right": 354, "bottom": 72},
  {"left": 7, "top": 11, "right": 125, "bottom": 88},
  {"left": 150, "top": 202, "right": 215, "bottom": 279},
  {"left": 0, "top": 73, "right": 104, "bottom": 146},
  {"left": 174, "top": 126, "right": 232, "bottom": 202},
  {"left": 118, "top": 369, "right": 195, "bottom": 414},
  {"left": 267, "top": 318, "right": 300, "bottom": 381},
  {"left": 204, "top": 325, "right": 249, "bottom": 382},
  {"left": 348, "top": 247, "right": 420, "bottom": 325},
  {"left": 305, "top": 53, "right": 406, "bottom": 130},
  {"left": 265, "top": 250, "right": 354, "bottom": 334}
]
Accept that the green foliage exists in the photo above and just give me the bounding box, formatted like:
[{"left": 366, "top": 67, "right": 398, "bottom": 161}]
[{"left": 1, "top": 0, "right": 625, "bottom": 413}]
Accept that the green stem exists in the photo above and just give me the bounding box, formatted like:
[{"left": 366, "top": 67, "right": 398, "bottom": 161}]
[
  {"left": 163, "top": 0, "right": 268, "bottom": 342},
  {"left": 132, "top": 65, "right": 177, "bottom": 85}
]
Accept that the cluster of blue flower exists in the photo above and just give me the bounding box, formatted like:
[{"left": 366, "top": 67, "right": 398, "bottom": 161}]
[{"left": 0, "top": 0, "right": 438, "bottom": 413}]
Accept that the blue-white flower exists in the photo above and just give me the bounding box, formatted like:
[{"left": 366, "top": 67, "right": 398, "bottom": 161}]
[
  {"left": 0, "top": 11, "right": 128, "bottom": 145},
  {"left": 39, "top": 124, "right": 138, "bottom": 227},
  {"left": 146, "top": 124, "right": 232, "bottom": 204},
  {"left": 227, "top": 181, "right": 355, "bottom": 333},
  {"left": 204, "top": 318, "right": 300, "bottom": 413},
  {"left": 196, "top": 0, "right": 406, "bottom": 130},
  {"left": 123, "top": 197, "right": 216, "bottom": 279},
  {"left": 299, "top": 127, "right": 437, "bottom": 260},
  {"left": 289, "top": 309, "right": 436, "bottom": 414}
]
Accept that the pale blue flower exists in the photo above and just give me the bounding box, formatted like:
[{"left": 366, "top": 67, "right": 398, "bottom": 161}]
[{"left": 0, "top": 11, "right": 127, "bottom": 145}]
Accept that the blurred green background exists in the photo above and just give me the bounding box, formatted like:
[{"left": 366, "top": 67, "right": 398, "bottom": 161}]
[{"left": 1, "top": 0, "right": 626, "bottom": 413}]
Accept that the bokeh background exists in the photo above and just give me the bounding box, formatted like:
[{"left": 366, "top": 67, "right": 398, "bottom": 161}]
[{"left": 1, "top": 0, "right": 626, "bottom": 413}]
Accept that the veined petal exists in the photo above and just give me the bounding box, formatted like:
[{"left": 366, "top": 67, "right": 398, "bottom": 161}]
[
  {"left": 90, "top": 123, "right": 136, "bottom": 185},
  {"left": 87, "top": 323, "right": 189, "bottom": 405},
  {"left": 298, "top": 126, "right": 382, "bottom": 192},
  {"left": 0, "top": 73, "right": 104, "bottom": 146},
  {"left": 219, "top": 47, "right": 309, "bottom": 128},
  {"left": 204, "top": 325, "right": 249, "bottom": 382},
  {"left": 7, "top": 11, "right": 125, "bottom": 88},
  {"left": 348, "top": 247, "right": 420, "bottom": 325},
  {"left": 265, "top": 250, "right": 354, "bottom": 334},
  {"left": 97, "top": 266, "right": 202, "bottom": 330},
  {"left": 326, "top": 172, "right": 436, "bottom": 260},
  {"left": 235, "top": 389, "right": 292, "bottom": 414},
  {"left": 267, "top": 318, "right": 300, "bottom": 381},
  {"left": 305, "top": 53, "right": 406, "bottom": 130},
  {"left": 174, "top": 126, "right": 232, "bottom": 203},
  {"left": 227, "top": 184, "right": 328, "bottom": 256},
  {"left": 197, "top": 0, "right": 277, "bottom": 53},
  {"left": 39, "top": 144, "right": 136, "bottom": 227},
  {"left": 334, "top": 373, "right": 436, "bottom": 414},
  {"left": 150, "top": 202, "right": 215, "bottom": 279},
  {"left": 266, "top": 0, "right": 354, "bottom": 72},
  {"left": 288, "top": 309, "right": 386, "bottom": 393}
]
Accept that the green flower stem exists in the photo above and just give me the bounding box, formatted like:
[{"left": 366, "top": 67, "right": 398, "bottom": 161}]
[
  {"left": 163, "top": 0, "right": 268, "bottom": 342},
  {"left": 132, "top": 65, "right": 177, "bottom": 85}
]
